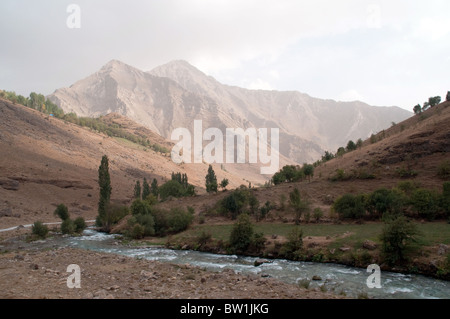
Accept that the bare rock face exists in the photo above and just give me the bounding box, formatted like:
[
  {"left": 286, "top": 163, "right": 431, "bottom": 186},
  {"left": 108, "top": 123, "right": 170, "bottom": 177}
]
[{"left": 48, "top": 59, "right": 412, "bottom": 165}]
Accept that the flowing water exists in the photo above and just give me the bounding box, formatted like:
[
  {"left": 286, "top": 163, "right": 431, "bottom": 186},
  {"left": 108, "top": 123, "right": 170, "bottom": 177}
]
[{"left": 62, "top": 229, "right": 449, "bottom": 299}]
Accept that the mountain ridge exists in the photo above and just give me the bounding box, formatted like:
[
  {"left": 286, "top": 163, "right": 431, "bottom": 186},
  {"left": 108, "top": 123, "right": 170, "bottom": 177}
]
[{"left": 48, "top": 59, "right": 412, "bottom": 165}]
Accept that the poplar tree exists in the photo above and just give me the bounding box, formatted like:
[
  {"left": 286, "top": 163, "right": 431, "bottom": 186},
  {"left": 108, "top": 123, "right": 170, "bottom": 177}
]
[
  {"left": 205, "top": 165, "right": 218, "bottom": 193},
  {"left": 96, "top": 155, "right": 112, "bottom": 228}
]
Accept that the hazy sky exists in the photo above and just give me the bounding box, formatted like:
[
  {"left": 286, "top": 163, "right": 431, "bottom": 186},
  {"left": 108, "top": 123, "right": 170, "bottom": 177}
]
[{"left": 1, "top": 0, "right": 449, "bottom": 111}]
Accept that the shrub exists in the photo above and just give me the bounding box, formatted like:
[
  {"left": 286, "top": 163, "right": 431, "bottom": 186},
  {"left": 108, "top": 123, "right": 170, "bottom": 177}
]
[
  {"left": 130, "top": 223, "right": 145, "bottom": 239},
  {"left": 151, "top": 207, "right": 193, "bottom": 236},
  {"left": 159, "top": 180, "right": 187, "bottom": 200},
  {"left": 289, "top": 188, "right": 310, "bottom": 224},
  {"left": 333, "top": 194, "right": 366, "bottom": 220},
  {"left": 197, "top": 231, "right": 212, "bottom": 248},
  {"left": 441, "top": 182, "right": 450, "bottom": 218},
  {"left": 73, "top": 217, "right": 87, "bottom": 234},
  {"left": 396, "top": 167, "right": 418, "bottom": 178},
  {"left": 32, "top": 221, "right": 49, "bottom": 239},
  {"left": 249, "top": 232, "right": 266, "bottom": 254},
  {"left": 99, "top": 204, "right": 129, "bottom": 233},
  {"left": 380, "top": 216, "right": 421, "bottom": 265},
  {"left": 131, "top": 199, "right": 152, "bottom": 216},
  {"left": 280, "top": 227, "right": 303, "bottom": 259},
  {"left": 410, "top": 188, "right": 440, "bottom": 220},
  {"left": 365, "top": 188, "right": 405, "bottom": 220},
  {"left": 313, "top": 208, "right": 324, "bottom": 222},
  {"left": 437, "top": 160, "right": 450, "bottom": 180},
  {"left": 229, "top": 214, "right": 254, "bottom": 253},
  {"left": 396, "top": 181, "right": 419, "bottom": 196},
  {"left": 220, "top": 188, "right": 250, "bottom": 219},
  {"left": 167, "top": 207, "right": 194, "bottom": 233},
  {"left": 61, "top": 219, "right": 76, "bottom": 235},
  {"left": 54, "top": 204, "right": 70, "bottom": 221}
]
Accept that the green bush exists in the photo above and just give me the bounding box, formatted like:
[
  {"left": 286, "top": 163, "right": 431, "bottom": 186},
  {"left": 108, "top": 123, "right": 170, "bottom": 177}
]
[
  {"left": 280, "top": 227, "right": 303, "bottom": 259},
  {"left": 130, "top": 199, "right": 152, "bottom": 216},
  {"left": 159, "top": 180, "right": 187, "bottom": 200},
  {"left": 365, "top": 188, "right": 405, "bottom": 220},
  {"left": 229, "top": 214, "right": 254, "bottom": 253},
  {"left": 150, "top": 207, "right": 193, "bottom": 236},
  {"left": 441, "top": 182, "right": 450, "bottom": 218},
  {"left": 73, "top": 217, "right": 87, "bottom": 234},
  {"left": 31, "top": 221, "right": 49, "bottom": 239},
  {"left": 410, "top": 188, "right": 440, "bottom": 220},
  {"left": 54, "top": 204, "right": 70, "bottom": 221},
  {"left": 313, "top": 208, "right": 324, "bottom": 222},
  {"left": 437, "top": 160, "right": 450, "bottom": 180},
  {"left": 220, "top": 188, "right": 250, "bottom": 219},
  {"left": 61, "top": 219, "right": 76, "bottom": 235},
  {"left": 380, "top": 216, "right": 421, "bottom": 265},
  {"left": 130, "top": 223, "right": 145, "bottom": 239},
  {"left": 333, "top": 194, "right": 366, "bottom": 220}
]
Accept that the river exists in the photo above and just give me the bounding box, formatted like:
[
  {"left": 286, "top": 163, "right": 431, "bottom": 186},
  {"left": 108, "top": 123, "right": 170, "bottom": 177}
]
[{"left": 56, "top": 228, "right": 450, "bottom": 299}]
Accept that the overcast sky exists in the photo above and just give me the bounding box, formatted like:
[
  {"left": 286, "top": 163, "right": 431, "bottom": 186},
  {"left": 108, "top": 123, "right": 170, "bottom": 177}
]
[{"left": 1, "top": 0, "right": 449, "bottom": 111}]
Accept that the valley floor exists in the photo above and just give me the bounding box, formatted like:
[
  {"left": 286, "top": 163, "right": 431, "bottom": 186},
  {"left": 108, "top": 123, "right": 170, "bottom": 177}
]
[{"left": 0, "top": 246, "right": 343, "bottom": 299}]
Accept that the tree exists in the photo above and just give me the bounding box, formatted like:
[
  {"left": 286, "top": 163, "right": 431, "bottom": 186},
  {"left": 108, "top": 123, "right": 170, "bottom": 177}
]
[
  {"left": 150, "top": 178, "right": 159, "bottom": 197},
  {"left": 356, "top": 138, "right": 363, "bottom": 149},
  {"left": 220, "top": 178, "right": 229, "bottom": 191},
  {"left": 428, "top": 96, "right": 441, "bottom": 108},
  {"left": 346, "top": 140, "right": 357, "bottom": 152},
  {"left": 229, "top": 214, "right": 254, "bottom": 253},
  {"left": 333, "top": 194, "right": 365, "bottom": 220},
  {"left": 133, "top": 181, "right": 141, "bottom": 199},
  {"left": 321, "top": 151, "right": 335, "bottom": 162},
  {"left": 54, "top": 204, "right": 70, "bottom": 221},
  {"left": 446, "top": 91, "right": 450, "bottom": 102},
  {"left": 413, "top": 104, "right": 422, "bottom": 115},
  {"left": 380, "top": 216, "right": 421, "bottom": 265},
  {"left": 96, "top": 155, "right": 112, "bottom": 230},
  {"left": 142, "top": 178, "right": 150, "bottom": 200},
  {"left": 365, "top": 188, "right": 405, "bottom": 220},
  {"left": 302, "top": 164, "right": 314, "bottom": 182},
  {"left": 289, "top": 188, "right": 310, "bottom": 225},
  {"left": 32, "top": 221, "right": 49, "bottom": 239},
  {"left": 159, "top": 180, "right": 186, "bottom": 200},
  {"left": 410, "top": 188, "right": 440, "bottom": 221},
  {"left": 336, "top": 147, "right": 346, "bottom": 157},
  {"left": 205, "top": 165, "right": 218, "bottom": 193}
]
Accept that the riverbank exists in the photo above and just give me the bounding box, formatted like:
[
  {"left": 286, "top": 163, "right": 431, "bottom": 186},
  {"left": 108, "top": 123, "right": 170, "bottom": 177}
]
[
  {"left": 158, "top": 221, "right": 450, "bottom": 281},
  {"left": 0, "top": 245, "right": 344, "bottom": 299}
]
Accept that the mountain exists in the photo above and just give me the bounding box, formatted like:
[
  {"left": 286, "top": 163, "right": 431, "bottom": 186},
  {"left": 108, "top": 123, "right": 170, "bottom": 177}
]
[{"left": 48, "top": 59, "right": 412, "bottom": 167}]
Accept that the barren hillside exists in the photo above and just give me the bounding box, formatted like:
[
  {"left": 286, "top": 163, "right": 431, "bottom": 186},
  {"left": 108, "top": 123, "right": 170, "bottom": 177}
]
[{"left": 0, "top": 99, "right": 245, "bottom": 230}]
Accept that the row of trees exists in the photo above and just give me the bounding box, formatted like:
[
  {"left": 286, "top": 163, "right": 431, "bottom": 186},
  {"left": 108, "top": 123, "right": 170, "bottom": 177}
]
[
  {"left": 332, "top": 182, "right": 450, "bottom": 221},
  {"left": 413, "top": 91, "right": 449, "bottom": 115},
  {"left": 0, "top": 89, "right": 169, "bottom": 154},
  {"left": 271, "top": 163, "right": 315, "bottom": 185}
]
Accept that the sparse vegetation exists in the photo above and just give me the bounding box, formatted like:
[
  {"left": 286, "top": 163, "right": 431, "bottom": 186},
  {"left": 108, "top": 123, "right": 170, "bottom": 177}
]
[
  {"left": 380, "top": 216, "right": 421, "bottom": 265},
  {"left": 289, "top": 188, "right": 310, "bottom": 225},
  {"left": 437, "top": 160, "right": 450, "bottom": 180},
  {"left": 31, "top": 221, "right": 49, "bottom": 239}
]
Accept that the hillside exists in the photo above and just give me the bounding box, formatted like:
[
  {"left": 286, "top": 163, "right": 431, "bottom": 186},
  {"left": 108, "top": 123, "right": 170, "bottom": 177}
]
[
  {"left": 155, "top": 100, "right": 450, "bottom": 218},
  {"left": 0, "top": 99, "right": 244, "bottom": 231},
  {"left": 48, "top": 59, "right": 412, "bottom": 166}
]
